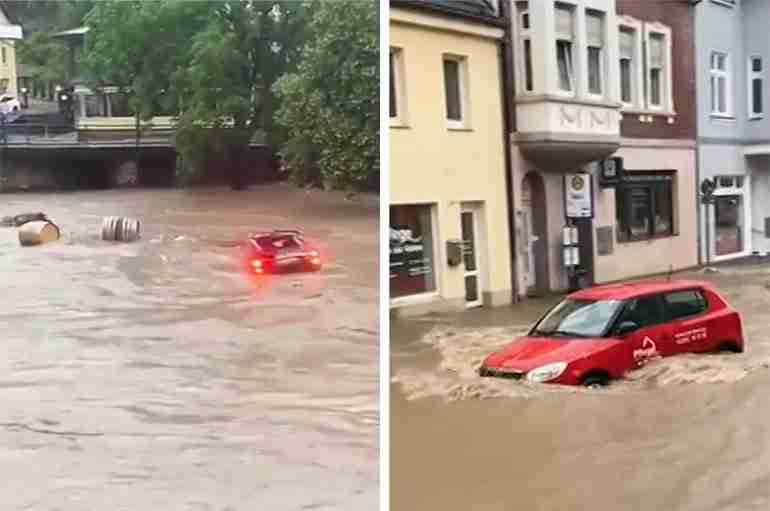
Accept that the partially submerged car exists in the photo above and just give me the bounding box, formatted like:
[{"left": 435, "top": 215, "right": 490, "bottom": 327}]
[
  {"left": 244, "top": 229, "right": 321, "bottom": 274},
  {"left": 0, "top": 95, "right": 20, "bottom": 115},
  {"left": 479, "top": 280, "right": 743, "bottom": 387}
]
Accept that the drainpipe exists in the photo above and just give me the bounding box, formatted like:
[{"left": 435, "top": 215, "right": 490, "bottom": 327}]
[
  {"left": 692, "top": 0, "right": 703, "bottom": 266},
  {"left": 499, "top": 0, "right": 519, "bottom": 303}
]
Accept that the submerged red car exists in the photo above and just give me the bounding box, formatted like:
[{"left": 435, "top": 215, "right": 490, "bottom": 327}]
[
  {"left": 244, "top": 229, "right": 322, "bottom": 274},
  {"left": 479, "top": 280, "right": 743, "bottom": 387}
]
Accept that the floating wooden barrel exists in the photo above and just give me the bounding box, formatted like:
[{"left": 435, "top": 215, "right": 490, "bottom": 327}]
[
  {"left": 18, "top": 221, "right": 60, "bottom": 246},
  {"left": 101, "top": 216, "right": 141, "bottom": 242}
]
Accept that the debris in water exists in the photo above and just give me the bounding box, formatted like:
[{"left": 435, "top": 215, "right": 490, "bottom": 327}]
[
  {"left": 703, "top": 267, "right": 720, "bottom": 273},
  {"left": 291, "top": 281, "right": 303, "bottom": 288},
  {"left": 1, "top": 212, "right": 50, "bottom": 227},
  {"left": 18, "top": 221, "right": 60, "bottom": 246}
]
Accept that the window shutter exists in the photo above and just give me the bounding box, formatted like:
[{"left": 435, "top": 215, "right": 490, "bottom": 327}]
[
  {"left": 555, "top": 5, "right": 574, "bottom": 40},
  {"left": 649, "top": 33, "right": 664, "bottom": 68},
  {"left": 586, "top": 12, "right": 603, "bottom": 47},
  {"left": 619, "top": 29, "right": 634, "bottom": 59}
]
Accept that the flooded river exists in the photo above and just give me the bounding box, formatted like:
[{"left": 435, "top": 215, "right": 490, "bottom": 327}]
[
  {"left": 0, "top": 183, "right": 378, "bottom": 510},
  {"left": 392, "top": 265, "right": 770, "bottom": 511}
]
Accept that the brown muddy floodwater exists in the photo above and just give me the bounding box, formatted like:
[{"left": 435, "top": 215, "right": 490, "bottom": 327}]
[
  {"left": 0, "top": 183, "right": 378, "bottom": 510},
  {"left": 392, "top": 266, "right": 770, "bottom": 511}
]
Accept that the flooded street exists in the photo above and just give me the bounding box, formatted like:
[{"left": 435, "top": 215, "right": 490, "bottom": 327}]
[
  {"left": 392, "top": 266, "right": 770, "bottom": 511},
  {"left": 0, "top": 183, "right": 378, "bottom": 509}
]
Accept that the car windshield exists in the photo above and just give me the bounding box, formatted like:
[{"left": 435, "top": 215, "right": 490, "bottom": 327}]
[{"left": 532, "top": 298, "right": 623, "bottom": 338}]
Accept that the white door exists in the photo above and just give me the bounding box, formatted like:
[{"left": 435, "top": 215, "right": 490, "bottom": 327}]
[
  {"left": 520, "top": 178, "right": 538, "bottom": 294},
  {"left": 461, "top": 208, "right": 482, "bottom": 308}
]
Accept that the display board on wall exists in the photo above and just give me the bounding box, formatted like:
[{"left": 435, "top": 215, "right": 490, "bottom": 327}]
[{"left": 564, "top": 173, "right": 594, "bottom": 219}]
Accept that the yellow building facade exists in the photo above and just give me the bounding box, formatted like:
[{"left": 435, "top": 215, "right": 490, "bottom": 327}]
[{"left": 389, "top": 2, "right": 513, "bottom": 314}]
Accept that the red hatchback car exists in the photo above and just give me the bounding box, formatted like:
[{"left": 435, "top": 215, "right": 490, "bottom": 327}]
[
  {"left": 479, "top": 280, "right": 744, "bottom": 387},
  {"left": 244, "top": 230, "right": 322, "bottom": 274}
]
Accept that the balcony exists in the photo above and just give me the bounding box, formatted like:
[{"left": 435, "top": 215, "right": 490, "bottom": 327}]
[
  {"left": 512, "top": 0, "right": 621, "bottom": 172},
  {"left": 514, "top": 96, "right": 621, "bottom": 172}
]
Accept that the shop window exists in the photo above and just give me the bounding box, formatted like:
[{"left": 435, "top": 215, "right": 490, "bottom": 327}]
[
  {"left": 616, "top": 174, "right": 674, "bottom": 242},
  {"left": 390, "top": 205, "right": 437, "bottom": 298}
]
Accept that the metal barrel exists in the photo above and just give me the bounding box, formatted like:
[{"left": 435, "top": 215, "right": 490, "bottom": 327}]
[{"left": 101, "top": 216, "right": 140, "bottom": 242}]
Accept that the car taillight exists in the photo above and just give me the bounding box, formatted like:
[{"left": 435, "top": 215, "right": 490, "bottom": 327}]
[
  {"left": 251, "top": 259, "right": 264, "bottom": 273},
  {"left": 311, "top": 257, "right": 321, "bottom": 265}
]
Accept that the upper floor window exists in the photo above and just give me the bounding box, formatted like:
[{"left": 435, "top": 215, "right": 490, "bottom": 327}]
[
  {"left": 586, "top": 10, "right": 605, "bottom": 96},
  {"left": 648, "top": 33, "right": 664, "bottom": 108},
  {"left": 749, "top": 56, "right": 763, "bottom": 119},
  {"left": 390, "top": 47, "right": 407, "bottom": 126},
  {"left": 710, "top": 51, "right": 730, "bottom": 116},
  {"left": 516, "top": 1, "right": 533, "bottom": 92},
  {"left": 619, "top": 27, "right": 636, "bottom": 105},
  {"left": 643, "top": 24, "right": 673, "bottom": 112},
  {"left": 555, "top": 3, "right": 575, "bottom": 93},
  {"left": 443, "top": 55, "right": 468, "bottom": 129}
]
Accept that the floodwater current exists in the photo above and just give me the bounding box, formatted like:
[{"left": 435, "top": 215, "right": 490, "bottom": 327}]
[
  {"left": 0, "top": 183, "right": 378, "bottom": 510},
  {"left": 392, "top": 265, "right": 770, "bottom": 511}
]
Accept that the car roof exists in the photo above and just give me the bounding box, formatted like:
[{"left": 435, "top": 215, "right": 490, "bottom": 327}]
[
  {"left": 249, "top": 229, "right": 304, "bottom": 239},
  {"left": 568, "top": 279, "right": 714, "bottom": 301}
]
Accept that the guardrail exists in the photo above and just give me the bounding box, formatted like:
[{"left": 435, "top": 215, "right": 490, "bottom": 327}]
[{"left": 0, "top": 122, "right": 175, "bottom": 147}]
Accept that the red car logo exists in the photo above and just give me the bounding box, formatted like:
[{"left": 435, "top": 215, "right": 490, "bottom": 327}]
[{"left": 479, "top": 280, "right": 744, "bottom": 387}]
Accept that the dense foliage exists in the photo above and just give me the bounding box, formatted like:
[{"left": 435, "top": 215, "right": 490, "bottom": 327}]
[{"left": 274, "top": 0, "right": 379, "bottom": 191}]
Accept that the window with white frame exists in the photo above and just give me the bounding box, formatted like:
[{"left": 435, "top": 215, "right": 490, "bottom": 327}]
[
  {"left": 555, "top": 3, "right": 575, "bottom": 93},
  {"left": 586, "top": 10, "right": 605, "bottom": 96},
  {"left": 749, "top": 56, "right": 763, "bottom": 118},
  {"left": 516, "top": 1, "right": 533, "bottom": 92},
  {"left": 389, "top": 47, "right": 402, "bottom": 122},
  {"left": 619, "top": 27, "right": 636, "bottom": 105},
  {"left": 443, "top": 55, "right": 467, "bottom": 128},
  {"left": 648, "top": 33, "right": 665, "bottom": 108},
  {"left": 710, "top": 51, "right": 730, "bottom": 115},
  {"left": 640, "top": 23, "right": 673, "bottom": 113}
]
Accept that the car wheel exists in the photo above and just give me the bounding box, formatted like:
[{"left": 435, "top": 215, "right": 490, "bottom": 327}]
[
  {"left": 717, "top": 341, "right": 743, "bottom": 354},
  {"left": 582, "top": 373, "right": 609, "bottom": 389}
]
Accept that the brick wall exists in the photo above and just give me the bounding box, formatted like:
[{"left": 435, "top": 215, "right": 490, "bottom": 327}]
[{"left": 617, "top": 0, "right": 696, "bottom": 140}]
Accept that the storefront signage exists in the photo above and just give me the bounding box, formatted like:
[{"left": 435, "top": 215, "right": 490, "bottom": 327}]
[
  {"left": 390, "top": 223, "right": 436, "bottom": 298},
  {"left": 599, "top": 157, "right": 623, "bottom": 188},
  {"left": 564, "top": 173, "right": 594, "bottom": 219}
]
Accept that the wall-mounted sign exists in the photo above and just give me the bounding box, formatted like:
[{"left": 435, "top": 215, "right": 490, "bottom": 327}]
[
  {"left": 599, "top": 156, "right": 623, "bottom": 188},
  {"left": 564, "top": 173, "right": 594, "bottom": 219}
]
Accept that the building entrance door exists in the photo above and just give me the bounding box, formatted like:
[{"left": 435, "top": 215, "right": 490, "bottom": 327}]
[{"left": 461, "top": 206, "right": 482, "bottom": 308}]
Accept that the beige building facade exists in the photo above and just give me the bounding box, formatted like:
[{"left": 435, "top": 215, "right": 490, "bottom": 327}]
[
  {"left": 0, "top": 5, "right": 22, "bottom": 97},
  {"left": 510, "top": 0, "right": 698, "bottom": 297},
  {"left": 389, "top": 2, "right": 513, "bottom": 314}
]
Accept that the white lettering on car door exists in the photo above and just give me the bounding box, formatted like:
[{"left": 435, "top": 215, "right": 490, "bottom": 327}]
[
  {"left": 674, "top": 327, "right": 708, "bottom": 345},
  {"left": 633, "top": 336, "right": 660, "bottom": 365}
]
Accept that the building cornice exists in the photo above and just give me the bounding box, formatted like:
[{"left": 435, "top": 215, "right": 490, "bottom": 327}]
[{"left": 390, "top": 6, "right": 505, "bottom": 40}]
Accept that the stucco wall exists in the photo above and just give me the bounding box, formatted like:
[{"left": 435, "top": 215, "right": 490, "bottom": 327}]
[
  {"left": 390, "top": 11, "right": 512, "bottom": 310},
  {"left": 0, "top": 40, "right": 18, "bottom": 96},
  {"left": 594, "top": 141, "right": 698, "bottom": 283}
]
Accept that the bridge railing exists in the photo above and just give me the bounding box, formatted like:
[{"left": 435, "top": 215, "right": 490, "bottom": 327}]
[{"left": 0, "top": 123, "right": 175, "bottom": 147}]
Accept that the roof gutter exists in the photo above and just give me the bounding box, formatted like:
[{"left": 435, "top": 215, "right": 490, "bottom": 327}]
[{"left": 390, "top": 0, "right": 506, "bottom": 28}]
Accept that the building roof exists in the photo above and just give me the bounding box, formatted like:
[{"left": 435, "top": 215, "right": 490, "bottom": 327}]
[{"left": 391, "top": 0, "right": 501, "bottom": 25}]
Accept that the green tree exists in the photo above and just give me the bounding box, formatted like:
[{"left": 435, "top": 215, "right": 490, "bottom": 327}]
[
  {"left": 274, "top": 0, "right": 379, "bottom": 191},
  {"left": 172, "top": 1, "right": 312, "bottom": 189}
]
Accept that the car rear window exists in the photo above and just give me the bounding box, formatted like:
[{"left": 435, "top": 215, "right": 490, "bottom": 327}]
[{"left": 663, "top": 289, "right": 707, "bottom": 320}]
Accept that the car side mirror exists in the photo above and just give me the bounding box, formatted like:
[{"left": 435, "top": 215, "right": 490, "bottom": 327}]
[{"left": 616, "top": 321, "right": 639, "bottom": 336}]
